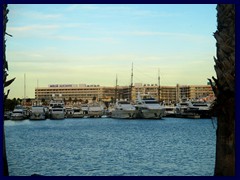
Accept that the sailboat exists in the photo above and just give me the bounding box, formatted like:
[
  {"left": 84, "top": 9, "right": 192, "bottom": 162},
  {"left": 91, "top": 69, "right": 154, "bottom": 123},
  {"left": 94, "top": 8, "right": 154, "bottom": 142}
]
[{"left": 110, "top": 69, "right": 137, "bottom": 119}]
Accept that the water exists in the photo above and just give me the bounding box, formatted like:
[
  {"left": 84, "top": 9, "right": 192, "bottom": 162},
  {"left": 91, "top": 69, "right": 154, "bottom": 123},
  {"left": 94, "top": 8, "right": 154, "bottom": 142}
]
[{"left": 4, "top": 117, "right": 217, "bottom": 176}]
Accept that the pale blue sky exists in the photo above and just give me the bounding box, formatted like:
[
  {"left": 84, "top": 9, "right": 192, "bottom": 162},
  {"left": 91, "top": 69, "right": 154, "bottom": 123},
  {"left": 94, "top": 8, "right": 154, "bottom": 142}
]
[{"left": 5, "top": 4, "right": 217, "bottom": 98}]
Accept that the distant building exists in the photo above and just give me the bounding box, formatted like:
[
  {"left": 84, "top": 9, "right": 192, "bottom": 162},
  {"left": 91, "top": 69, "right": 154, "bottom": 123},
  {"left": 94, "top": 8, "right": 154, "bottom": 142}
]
[{"left": 35, "top": 83, "right": 215, "bottom": 104}]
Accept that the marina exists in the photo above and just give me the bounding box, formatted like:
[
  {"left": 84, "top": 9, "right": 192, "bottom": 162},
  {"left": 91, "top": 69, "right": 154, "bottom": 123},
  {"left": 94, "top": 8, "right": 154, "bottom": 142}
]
[
  {"left": 5, "top": 97, "right": 213, "bottom": 121},
  {"left": 4, "top": 64, "right": 214, "bottom": 121},
  {"left": 6, "top": 99, "right": 213, "bottom": 120}
]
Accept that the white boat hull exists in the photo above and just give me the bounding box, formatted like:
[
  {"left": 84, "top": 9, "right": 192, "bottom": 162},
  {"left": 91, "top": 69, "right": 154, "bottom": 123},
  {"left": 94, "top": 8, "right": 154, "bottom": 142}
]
[
  {"left": 29, "top": 113, "right": 46, "bottom": 120},
  {"left": 164, "top": 111, "right": 176, "bottom": 117},
  {"left": 50, "top": 113, "right": 65, "bottom": 120},
  {"left": 140, "top": 109, "right": 165, "bottom": 119},
  {"left": 88, "top": 111, "right": 103, "bottom": 118},
  {"left": 72, "top": 113, "right": 84, "bottom": 118},
  {"left": 111, "top": 110, "right": 136, "bottom": 119},
  {"left": 10, "top": 115, "right": 25, "bottom": 120}
]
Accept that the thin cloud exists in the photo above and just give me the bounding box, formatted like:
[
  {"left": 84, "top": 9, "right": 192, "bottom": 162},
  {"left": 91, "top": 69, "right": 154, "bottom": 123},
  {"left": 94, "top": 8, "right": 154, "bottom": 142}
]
[
  {"left": 8, "top": 24, "right": 59, "bottom": 32},
  {"left": 66, "top": 4, "right": 101, "bottom": 11},
  {"left": 27, "top": 12, "right": 63, "bottom": 20},
  {"left": 65, "top": 4, "right": 180, "bottom": 18},
  {"left": 131, "top": 9, "right": 181, "bottom": 18},
  {"left": 120, "top": 31, "right": 213, "bottom": 43},
  {"left": 9, "top": 6, "right": 63, "bottom": 20},
  {"left": 51, "top": 35, "right": 118, "bottom": 43},
  {"left": 66, "top": 4, "right": 130, "bottom": 12}
]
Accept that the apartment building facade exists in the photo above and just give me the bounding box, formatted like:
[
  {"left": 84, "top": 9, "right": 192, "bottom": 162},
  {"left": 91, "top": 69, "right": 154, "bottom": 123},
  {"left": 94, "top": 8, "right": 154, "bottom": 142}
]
[{"left": 35, "top": 83, "right": 215, "bottom": 104}]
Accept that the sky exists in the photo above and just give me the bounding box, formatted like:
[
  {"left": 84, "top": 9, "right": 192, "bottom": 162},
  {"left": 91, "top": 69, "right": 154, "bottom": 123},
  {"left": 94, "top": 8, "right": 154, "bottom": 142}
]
[{"left": 5, "top": 4, "right": 217, "bottom": 99}]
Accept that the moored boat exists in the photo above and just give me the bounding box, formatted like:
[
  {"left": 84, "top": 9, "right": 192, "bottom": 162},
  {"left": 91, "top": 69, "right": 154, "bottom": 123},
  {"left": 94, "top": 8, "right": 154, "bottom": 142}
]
[
  {"left": 72, "top": 106, "right": 84, "bottom": 118},
  {"left": 163, "top": 105, "right": 176, "bottom": 117},
  {"left": 88, "top": 102, "right": 104, "bottom": 118},
  {"left": 65, "top": 106, "right": 74, "bottom": 118},
  {"left": 111, "top": 100, "right": 137, "bottom": 119},
  {"left": 10, "top": 105, "right": 27, "bottom": 120},
  {"left": 175, "top": 99, "right": 211, "bottom": 119},
  {"left": 81, "top": 104, "right": 89, "bottom": 117},
  {"left": 49, "top": 94, "right": 65, "bottom": 120},
  {"left": 50, "top": 107, "right": 65, "bottom": 119},
  {"left": 175, "top": 101, "right": 190, "bottom": 118},
  {"left": 29, "top": 105, "right": 46, "bottom": 120},
  {"left": 187, "top": 101, "right": 211, "bottom": 118},
  {"left": 135, "top": 93, "right": 165, "bottom": 119}
]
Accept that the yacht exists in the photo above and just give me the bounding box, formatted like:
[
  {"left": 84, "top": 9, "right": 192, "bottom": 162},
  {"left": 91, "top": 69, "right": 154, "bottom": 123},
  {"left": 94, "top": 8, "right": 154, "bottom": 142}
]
[
  {"left": 65, "top": 106, "right": 74, "bottom": 118},
  {"left": 135, "top": 93, "right": 165, "bottom": 119},
  {"left": 49, "top": 95, "right": 65, "bottom": 120},
  {"left": 175, "top": 101, "right": 190, "bottom": 116},
  {"left": 163, "top": 104, "right": 176, "bottom": 117},
  {"left": 72, "top": 106, "right": 84, "bottom": 118},
  {"left": 111, "top": 100, "right": 137, "bottom": 119},
  {"left": 10, "top": 105, "right": 27, "bottom": 120},
  {"left": 187, "top": 101, "right": 211, "bottom": 118},
  {"left": 81, "top": 104, "right": 89, "bottom": 117},
  {"left": 29, "top": 105, "right": 46, "bottom": 120},
  {"left": 88, "top": 102, "right": 104, "bottom": 118},
  {"left": 175, "top": 99, "right": 211, "bottom": 118}
]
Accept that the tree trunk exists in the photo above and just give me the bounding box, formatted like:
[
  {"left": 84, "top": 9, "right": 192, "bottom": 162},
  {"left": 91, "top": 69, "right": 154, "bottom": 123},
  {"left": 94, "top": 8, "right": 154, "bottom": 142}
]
[
  {"left": 214, "top": 97, "right": 235, "bottom": 176},
  {"left": 3, "top": 4, "right": 10, "bottom": 176},
  {"left": 210, "top": 4, "right": 235, "bottom": 176},
  {"left": 3, "top": 132, "right": 9, "bottom": 176}
]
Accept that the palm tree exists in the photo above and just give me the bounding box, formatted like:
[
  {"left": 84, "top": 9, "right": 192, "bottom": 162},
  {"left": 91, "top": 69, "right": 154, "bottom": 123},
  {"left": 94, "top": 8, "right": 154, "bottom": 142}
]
[
  {"left": 208, "top": 4, "right": 235, "bottom": 176},
  {"left": 3, "top": 4, "right": 16, "bottom": 176}
]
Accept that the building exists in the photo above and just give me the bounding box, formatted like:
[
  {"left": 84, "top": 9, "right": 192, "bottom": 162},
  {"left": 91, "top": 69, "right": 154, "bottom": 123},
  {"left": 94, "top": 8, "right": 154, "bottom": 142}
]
[{"left": 35, "top": 83, "right": 215, "bottom": 104}]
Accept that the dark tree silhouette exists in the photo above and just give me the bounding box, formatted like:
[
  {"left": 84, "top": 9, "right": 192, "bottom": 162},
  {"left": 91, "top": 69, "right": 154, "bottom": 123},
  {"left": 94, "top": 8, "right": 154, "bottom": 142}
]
[
  {"left": 209, "top": 4, "right": 235, "bottom": 176},
  {"left": 3, "top": 4, "right": 15, "bottom": 176}
]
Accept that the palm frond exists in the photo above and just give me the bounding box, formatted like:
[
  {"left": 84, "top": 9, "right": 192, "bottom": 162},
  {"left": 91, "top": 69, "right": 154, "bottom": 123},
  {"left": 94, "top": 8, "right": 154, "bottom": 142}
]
[{"left": 4, "top": 77, "right": 15, "bottom": 88}]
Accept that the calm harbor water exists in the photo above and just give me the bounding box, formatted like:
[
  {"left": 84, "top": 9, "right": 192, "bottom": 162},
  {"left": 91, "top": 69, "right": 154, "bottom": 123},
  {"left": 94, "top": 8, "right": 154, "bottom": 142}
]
[{"left": 4, "top": 117, "right": 216, "bottom": 176}]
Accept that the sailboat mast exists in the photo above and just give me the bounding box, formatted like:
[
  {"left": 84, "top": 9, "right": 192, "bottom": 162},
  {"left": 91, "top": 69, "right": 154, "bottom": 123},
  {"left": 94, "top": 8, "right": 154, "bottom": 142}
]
[
  {"left": 24, "top": 73, "right": 26, "bottom": 99},
  {"left": 115, "top": 74, "right": 118, "bottom": 102},
  {"left": 36, "top": 79, "right": 39, "bottom": 101},
  {"left": 130, "top": 62, "right": 133, "bottom": 101},
  {"left": 158, "top": 69, "right": 160, "bottom": 102},
  {"left": 131, "top": 62, "right": 133, "bottom": 88}
]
